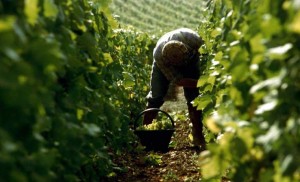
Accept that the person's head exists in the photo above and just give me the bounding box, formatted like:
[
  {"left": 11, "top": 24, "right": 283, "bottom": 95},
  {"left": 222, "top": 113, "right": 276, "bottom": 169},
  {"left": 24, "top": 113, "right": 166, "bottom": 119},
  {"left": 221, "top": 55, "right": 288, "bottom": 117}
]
[{"left": 162, "top": 40, "right": 195, "bottom": 66}]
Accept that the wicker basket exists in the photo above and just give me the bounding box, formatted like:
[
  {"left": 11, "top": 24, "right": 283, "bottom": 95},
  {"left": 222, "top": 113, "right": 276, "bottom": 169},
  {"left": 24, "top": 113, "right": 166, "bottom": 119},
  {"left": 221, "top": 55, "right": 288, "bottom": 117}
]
[{"left": 134, "top": 108, "right": 175, "bottom": 152}]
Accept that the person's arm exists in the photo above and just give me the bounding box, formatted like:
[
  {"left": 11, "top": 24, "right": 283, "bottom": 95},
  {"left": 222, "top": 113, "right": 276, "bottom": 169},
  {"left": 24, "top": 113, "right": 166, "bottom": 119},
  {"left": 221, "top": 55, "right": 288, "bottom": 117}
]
[{"left": 176, "top": 78, "right": 198, "bottom": 88}]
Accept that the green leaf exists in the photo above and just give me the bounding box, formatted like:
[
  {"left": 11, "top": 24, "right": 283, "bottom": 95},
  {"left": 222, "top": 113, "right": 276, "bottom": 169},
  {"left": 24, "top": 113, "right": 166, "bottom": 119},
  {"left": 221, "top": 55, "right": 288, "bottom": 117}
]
[
  {"left": 122, "top": 71, "right": 135, "bottom": 89},
  {"left": 231, "top": 62, "right": 249, "bottom": 82},
  {"left": 250, "top": 74, "right": 283, "bottom": 93},
  {"left": 256, "top": 124, "right": 281, "bottom": 149},
  {"left": 251, "top": 54, "right": 264, "bottom": 64},
  {"left": 250, "top": 34, "right": 266, "bottom": 53},
  {"left": 255, "top": 100, "right": 278, "bottom": 115},
  {"left": 211, "top": 27, "right": 222, "bottom": 38},
  {"left": 214, "top": 51, "right": 223, "bottom": 62},
  {"left": 103, "top": 53, "right": 113, "bottom": 64},
  {"left": 3, "top": 48, "right": 21, "bottom": 62},
  {"left": 260, "top": 14, "right": 282, "bottom": 37},
  {"left": 194, "top": 95, "right": 212, "bottom": 110},
  {"left": 207, "top": 76, "right": 216, "bottom": 85},
  {"left": 229, "top": 86, "right": 243, "bottom": 106},
  {"left": 199, "top": 150, "right": 222, "bottom": 179},
  {"left": 267, "top": 43, "right": 293, "bottom": 60},
  {"left": 198, "top": 75, "right": 209, "bottom": 87},
  {"left": 281, "top": 155, "right": 293, "bottom": 174},
  {"left": 237, "top": 126, "right": 254, "bottom": 149},
  {"left": 83, "top": 123, "right": 101, "bottom": 137}
]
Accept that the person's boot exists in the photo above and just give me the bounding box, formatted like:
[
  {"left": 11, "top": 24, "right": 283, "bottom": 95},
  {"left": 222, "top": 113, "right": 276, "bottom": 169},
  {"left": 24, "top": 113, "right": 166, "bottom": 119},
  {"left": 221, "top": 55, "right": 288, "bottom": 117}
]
[
  {"left": 143, "top": 107, "right": 158, "bottom": 125},
  {"left": 187, "top": 103, "right": 206, "bottom": 150}
]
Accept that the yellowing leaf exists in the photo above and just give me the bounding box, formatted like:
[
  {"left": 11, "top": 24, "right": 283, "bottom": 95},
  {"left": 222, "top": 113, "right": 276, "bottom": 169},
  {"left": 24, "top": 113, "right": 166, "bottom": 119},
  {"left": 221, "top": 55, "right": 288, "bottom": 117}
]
[
  {"left": 206, "top": 117, "right": 220, "bottom": 133},
  {"left": 289, "top": 11, "right": 300, "bottom": 34},
  {"left": 44, "top": 0, "right": 58, "bottom": 19},
  {"left": 77, "top": 109, "right": 84, "bottom": 120},
  {"left": 25, "top": 0, "right": 39, "bottom": 25},
  {"left": 0, "top": 16, "right": 15, "bottom": 32},
  {"left": 250, "top": 147, "right": 264, "bottom": 161},
  {"left": 103, "top": 53, "right": 113, "bottom": 64},
  {"left": 87, "top": 66, "right": 98, "bottom": 73},
  {"left": 18, "top": 75, "right": 28, "bottom": 85}
]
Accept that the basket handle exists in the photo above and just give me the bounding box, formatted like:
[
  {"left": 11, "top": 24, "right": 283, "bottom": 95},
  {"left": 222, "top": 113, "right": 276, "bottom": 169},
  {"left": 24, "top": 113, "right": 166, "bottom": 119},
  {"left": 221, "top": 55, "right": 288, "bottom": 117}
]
[{"left": 133, "top": 108, "right": 175, "bottom": 130}]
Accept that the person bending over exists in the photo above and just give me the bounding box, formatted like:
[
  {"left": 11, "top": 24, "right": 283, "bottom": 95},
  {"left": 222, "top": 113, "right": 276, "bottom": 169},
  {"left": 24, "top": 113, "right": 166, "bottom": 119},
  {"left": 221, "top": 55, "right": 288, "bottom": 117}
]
[{"left": 144, "top": 28, "right": 206, "bottom": 149}]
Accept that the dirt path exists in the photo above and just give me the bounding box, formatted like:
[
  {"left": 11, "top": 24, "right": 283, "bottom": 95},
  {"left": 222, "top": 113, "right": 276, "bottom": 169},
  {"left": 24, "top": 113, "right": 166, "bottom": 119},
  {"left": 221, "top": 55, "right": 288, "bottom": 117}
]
[
  {"left": 105, "top": 89, "right": 231, "bottom": 182},
  {"left": 109, "top": 113, "right": 204, "bottom": 182},
  {"left": 106, "top": 89, "right": 206, "bottom": 181}
]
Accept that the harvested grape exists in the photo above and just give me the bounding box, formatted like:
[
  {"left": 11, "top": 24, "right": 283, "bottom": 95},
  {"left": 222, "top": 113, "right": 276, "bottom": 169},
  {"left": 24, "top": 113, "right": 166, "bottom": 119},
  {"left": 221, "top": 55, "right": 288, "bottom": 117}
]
[{"left": 137, "top": 119, "right": 173, "bottom": 130}]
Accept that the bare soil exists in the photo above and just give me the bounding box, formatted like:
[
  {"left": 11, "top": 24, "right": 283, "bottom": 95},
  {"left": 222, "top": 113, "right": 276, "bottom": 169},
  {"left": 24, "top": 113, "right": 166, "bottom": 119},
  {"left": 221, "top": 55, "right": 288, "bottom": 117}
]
[
  {"left": 109, "top": 112, "right": 205, "bottom": 181},
  {"left": 106, "top": 89, "right": 209, "bottom": 182}
]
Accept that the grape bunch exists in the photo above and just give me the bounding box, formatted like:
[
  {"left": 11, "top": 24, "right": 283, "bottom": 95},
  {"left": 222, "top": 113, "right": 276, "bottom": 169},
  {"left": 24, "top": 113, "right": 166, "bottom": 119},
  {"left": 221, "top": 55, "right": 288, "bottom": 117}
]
[{"left": 137, "top": 119, "right": 173, "bottom": 130}]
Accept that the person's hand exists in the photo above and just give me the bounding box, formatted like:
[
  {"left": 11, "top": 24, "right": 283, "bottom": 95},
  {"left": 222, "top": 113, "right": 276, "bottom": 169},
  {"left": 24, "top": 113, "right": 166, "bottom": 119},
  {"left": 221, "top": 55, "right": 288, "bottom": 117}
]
[{"left": 176, "top": 78, "right": 198, "bottom": 88}]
